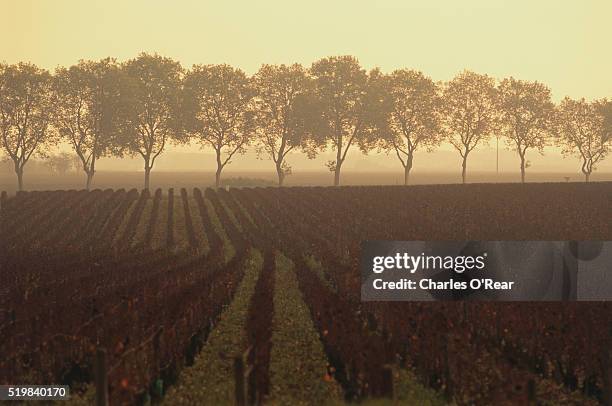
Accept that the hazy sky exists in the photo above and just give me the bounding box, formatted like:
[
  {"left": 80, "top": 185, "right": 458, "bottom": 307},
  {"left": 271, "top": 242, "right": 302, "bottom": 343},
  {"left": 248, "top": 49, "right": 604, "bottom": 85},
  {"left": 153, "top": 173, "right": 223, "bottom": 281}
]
[
  {"left": 2, "top": 0, "right": 610, "bottom": 100},
  {"left": 1, "top": 0, "right": 611, "bottom": 173}
]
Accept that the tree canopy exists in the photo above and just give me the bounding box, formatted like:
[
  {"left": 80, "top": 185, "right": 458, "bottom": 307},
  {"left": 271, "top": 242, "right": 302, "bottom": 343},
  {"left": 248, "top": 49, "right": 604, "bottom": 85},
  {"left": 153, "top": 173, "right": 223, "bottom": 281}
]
[
  {"left": 0, "top": 63, "right": 58, "bottom": 190},
  {"left": 309, "top": 56, "right": 388, "bottom": 186},
  {"left": 53, "top": 58, "right": 130, "bottom": 189},
  {"left": 122, "top": 53, "right": 183, "bottom": 189},
  {"left": 496, "top": 77, "right": 555, "bottom": 183},
  {"left": 183, "top": 64, "right": 256, "bottom": 187},
  {"left": 442, "top": 70, "right": 497, "bottom": 184},
  {"left": 1, "top": 55, "right": 610, "bottom": 189},
  {"left": 252, "top": 63, "right": 314, "bottom": 186},
  {"left": 556, "top": 97, "right": 611, "bottom": 182},
  {"left": 380, "top": 69, "right": 442, "bottom": 185}
]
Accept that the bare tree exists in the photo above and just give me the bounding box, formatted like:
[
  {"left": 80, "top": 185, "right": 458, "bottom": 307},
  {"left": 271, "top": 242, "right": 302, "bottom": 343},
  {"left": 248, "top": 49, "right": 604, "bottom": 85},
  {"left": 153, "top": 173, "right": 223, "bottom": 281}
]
[
  {"left": 183, "top": 64, "right": 256, "bottom": 188},
  {"left": 496, "top": 78, "right": 555, "bottom": 183},
  {"left": 380, "top": 69, "right": 442, "bottom": 185},
  {"left": 442, "top": 71, "right": 497, "bottom": 184},
  {"left": 0, "top": 63, "right": 58, "bottom": 190},
  {"left": 123, "top": 53, "right": 183, "bottom": 190},
  {"left": 309, "top": 56, "right": 387, "bottom": 186},
  {"left": 556, "top": 97, "right": 611, "bottom": 182},
  {"left": 252, "top": 64, "right": 314, "bottom": 186},
  {"left": 53, "top": 58, "right": 128, "bottom": 189}
]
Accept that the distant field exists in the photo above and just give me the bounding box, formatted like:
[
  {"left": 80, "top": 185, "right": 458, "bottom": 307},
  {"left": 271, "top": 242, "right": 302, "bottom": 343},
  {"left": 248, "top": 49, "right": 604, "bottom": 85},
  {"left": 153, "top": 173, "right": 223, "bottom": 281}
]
[
  {"left": 1, "top": 170, "right": 612, "bottom": 194},
  {"left": 1, "top": 184, "right": 610, "bottom": 405}
]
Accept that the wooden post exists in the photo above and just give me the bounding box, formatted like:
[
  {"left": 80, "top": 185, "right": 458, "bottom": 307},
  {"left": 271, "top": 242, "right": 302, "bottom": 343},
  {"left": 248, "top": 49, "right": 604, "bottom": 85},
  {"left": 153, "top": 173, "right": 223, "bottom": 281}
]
[
  {"left": 243, "top": 346, "right": 255, "bottom": 406},
  {"left": 154, "top": 327, "right": 163, "bottom": 373},
  {"left": 245, "top": 365, "right": 255, "bottom": 405},
  {"left": 605, "top": 347, "right": 612, "bottom": 406},
  {"left": 152, "top": 327, "right": 164, "bottom": 399},
  {"left": 527, "top": 378, "right": 536, "bottom": 405},
  {"left": 95, "top": 348, "right": 109, "bottom": 406},
  {"left": 381, "top": 365, "right": 394, "bottom": 399},
  {"left": 235, "top": 346, "right": 253, "bottom": 406},
  {"left": 444, "top": 334, "right": 452, "bottom": 398},
  {"left": 234, "top": 356, "right": 245, "bottom": 406}
]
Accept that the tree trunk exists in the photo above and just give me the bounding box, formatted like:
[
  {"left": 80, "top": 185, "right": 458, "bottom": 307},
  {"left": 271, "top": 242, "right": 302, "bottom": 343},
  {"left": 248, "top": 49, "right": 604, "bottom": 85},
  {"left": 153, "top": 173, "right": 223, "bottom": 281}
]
[
  {"left": 143, "top": 155, "right": 152, "bottom": 190},
  {"left": 461, "top": 154, "right": 468, "bottom": 184},
  {"left": 404, "top": 153, "right": 414, "bottom": 186},
  {"left": 215, "top": 148, "right": 224, "bottom": 188},
  {"left": 334, "top": 144, "right": 343, "bottom": 186},
  {"left": 581, "top": 159, "right": 592, "bottom": 183},
  {"left": 215, "top": 167, "right": 222, "bottom": 188},
  {"left": 144, "top": 166, "right": 151, "bottom": 190},
  {"left": 16, "top": 167, "right": 24, "bottom": 191},
  {"left": 276, "top": 163, "right": 284, "bottom": 187},
  {"left": 519, "top": 153, "right": 526, "bottom": 184},
  {"left": 334, "top": 165, "right": 341, "bottom": 186},
  {"left": 85, "top": 156, "right": 97, "bottom": 191},
  {"left": 86, "top": 171, "right": 94, "bottom": 191}
]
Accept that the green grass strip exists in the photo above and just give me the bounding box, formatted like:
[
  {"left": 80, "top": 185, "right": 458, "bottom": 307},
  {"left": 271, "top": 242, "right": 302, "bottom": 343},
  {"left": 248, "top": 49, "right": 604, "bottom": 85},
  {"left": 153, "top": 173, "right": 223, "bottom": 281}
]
[
  {"left": 267, "top": 253, "right": 343, "bottom": 405},
  {"left": 161, "top": 249, "right": 263, "bottom": 405}
]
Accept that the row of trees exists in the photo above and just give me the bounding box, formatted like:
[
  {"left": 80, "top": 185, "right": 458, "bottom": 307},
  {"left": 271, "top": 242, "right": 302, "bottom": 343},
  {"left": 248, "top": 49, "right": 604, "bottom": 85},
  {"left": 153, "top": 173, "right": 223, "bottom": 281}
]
[{"left": 1, "top": 54, "right": 610, "bottom": 190}]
